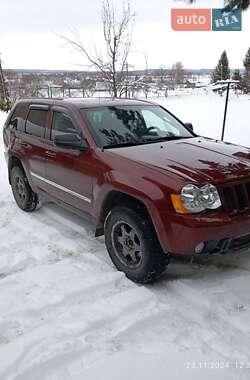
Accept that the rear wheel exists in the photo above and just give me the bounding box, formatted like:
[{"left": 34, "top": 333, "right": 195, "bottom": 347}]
[
  {"left": 105, "top": 206, "right": 168, "bottom": 283},
  {"left": 11, "top": 166, "right": 38, "bottom": 212}
]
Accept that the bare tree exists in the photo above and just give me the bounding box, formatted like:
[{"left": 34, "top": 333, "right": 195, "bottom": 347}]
[
  {"left": 143, "top": 50, "right": 149, "bottom": 77},
  {"left": 171, "top": 61, "right": 185, "bottom": 87},
  {"left": 60, "top": 0, "right": 135, "bottom": 98},
  {"left": 158, "top": 66, "right": 167, "bottom": 88}
]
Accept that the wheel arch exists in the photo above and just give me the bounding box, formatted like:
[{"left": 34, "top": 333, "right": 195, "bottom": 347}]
[{"left": 95, "top": 190, "right": 156, "bottom": 238}]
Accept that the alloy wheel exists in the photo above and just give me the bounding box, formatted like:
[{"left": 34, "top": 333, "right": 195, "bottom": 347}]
[{"left": 111, "top": 221, "right": 143, "bottom": 268}]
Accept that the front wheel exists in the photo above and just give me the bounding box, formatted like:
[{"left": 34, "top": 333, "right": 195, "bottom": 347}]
[{"left": 105, "top": 206, "right": 168, "bottom": 283}]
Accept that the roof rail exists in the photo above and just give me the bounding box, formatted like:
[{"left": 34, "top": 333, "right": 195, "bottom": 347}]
[
  {"left": 20, "top": 97, "right": 64, "bottom": 101},
  {"left": 133, "top": 97, "right": 155, "bottom": 105}
]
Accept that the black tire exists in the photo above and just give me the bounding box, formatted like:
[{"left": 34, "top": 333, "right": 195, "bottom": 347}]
[
  {"left": 105, "top": 206, "right": 168, "bottom": 283},
  {"left": 10, "top": 166, "right": 38, "bottom": 212}
]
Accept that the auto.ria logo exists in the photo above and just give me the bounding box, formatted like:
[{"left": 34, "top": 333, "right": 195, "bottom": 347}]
[
  {"left": 171, "top": 8, "right": 242, "bottom": 31},
  {"left": 212, "top": 9, "right": 242, "bottom": 31}
]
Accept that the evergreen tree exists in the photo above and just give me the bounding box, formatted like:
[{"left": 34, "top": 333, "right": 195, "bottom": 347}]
[
  {"left": 0, "top": 99, "right": 11, "bottom": 113},
  {"left": 243, "top": 47, "right": 250, "bottom": 69},
  {"left": 0, "top": 57, "right": 11, "bottom": 112},
  {"left": 212, "top": 51, "right": 230, "bottom": 83},
  {"left": 226, "top": 0, "right": 249, "bottom": 10},
  {"left": 185, "top": 0, "right": 250, "bottom": 10},
  {"left": 242, "top": 47, "right": 250, "bottom": 93}
]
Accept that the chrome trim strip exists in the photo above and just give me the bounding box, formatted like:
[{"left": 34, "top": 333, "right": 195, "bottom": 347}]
[{"left": 30, "top": 172, "right": 91, "bottom": 204}]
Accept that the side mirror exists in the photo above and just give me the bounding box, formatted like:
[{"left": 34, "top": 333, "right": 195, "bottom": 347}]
[
  {"left": 54, "top": 133, "right": 88, "bottom": 152},
  {"left": 185, "top": 122, "right": 194, "bottom": 132}
]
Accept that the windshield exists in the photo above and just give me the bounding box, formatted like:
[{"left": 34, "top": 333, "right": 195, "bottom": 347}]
[{"left": 81, "top": 105, "right": 193, "bottom": 148}]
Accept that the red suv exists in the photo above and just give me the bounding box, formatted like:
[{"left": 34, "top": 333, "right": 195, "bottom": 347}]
[{"left": 3, "top": 98, "right": 250, "bottom": 283}]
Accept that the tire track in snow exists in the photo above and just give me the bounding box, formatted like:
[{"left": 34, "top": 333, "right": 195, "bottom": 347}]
[
  {"left": 0, "top": 284, "right": 162, "bottom": 380},
  {"left": 151, "top": 276, "right": 250, "bottom": 363},
  {"left": 0, "top": 198, "right": 110, "bottom": 279}
]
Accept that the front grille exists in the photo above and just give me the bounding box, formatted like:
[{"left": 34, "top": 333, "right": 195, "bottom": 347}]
[{"left": 220, "top": 181, "right": 250, "bottom": 214}]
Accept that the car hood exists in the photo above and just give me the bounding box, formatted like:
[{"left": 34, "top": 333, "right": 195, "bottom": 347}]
[{"left": 108, "top": 137, "right": 250, "bottom": 183}]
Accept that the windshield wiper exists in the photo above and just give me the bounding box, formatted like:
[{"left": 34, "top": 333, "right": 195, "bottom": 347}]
[
  {"left": 141, "top": 136, "right": 193, "bottom": 143},
  {"left": 103, "top": 141, "right": 139, "bottom": 149},
  {"left": 103, "top": 136, "right": 192, "bottom": 149}
]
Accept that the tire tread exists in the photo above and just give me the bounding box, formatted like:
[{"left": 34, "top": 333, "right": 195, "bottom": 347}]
[{"left": 105, "top": 206, "right": 168, "bottom": 283}]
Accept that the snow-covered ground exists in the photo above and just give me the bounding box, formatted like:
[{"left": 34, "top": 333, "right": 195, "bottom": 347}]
[
  {"left": 157, "top": 90, "right": 250, "bottom": 146},
  {"left": 1, "top": 92, "right": 250, "bottom": 380}
]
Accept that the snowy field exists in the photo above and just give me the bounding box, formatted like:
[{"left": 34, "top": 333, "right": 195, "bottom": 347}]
[
  {"left": 157, "top": 90, "right": 250, "bottom": 146},
  {"left": 1, "top": 92, "right": 250, "bottom": 380}
]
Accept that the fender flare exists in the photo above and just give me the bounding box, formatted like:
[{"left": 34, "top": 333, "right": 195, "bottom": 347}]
[{"left": 93, "top": 170, "right": 171, "bottom": 249}]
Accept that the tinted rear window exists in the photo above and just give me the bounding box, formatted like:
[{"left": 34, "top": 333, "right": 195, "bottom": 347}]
[
  {"left": 25, "top": 109, "right": 48, "bottom": 138},
  {"left": 9, "top": 104, "right": 28, "bottom": 132}
]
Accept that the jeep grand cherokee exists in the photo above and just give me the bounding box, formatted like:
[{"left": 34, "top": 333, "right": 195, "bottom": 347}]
[{"left": 3, "top": 98, "right": 250, "bottom": 283}]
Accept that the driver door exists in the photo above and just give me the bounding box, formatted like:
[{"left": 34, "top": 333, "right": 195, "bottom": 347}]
[{"left": 45, "top": 107, "right": 93, "bottom": 213}]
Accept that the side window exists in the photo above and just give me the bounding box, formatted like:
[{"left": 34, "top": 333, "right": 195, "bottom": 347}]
[
  {"left": 51, "top": 112, "right": 79, "bottom": 140},
  {"left": 25, "top": 109, "right": 48, "bottom": 138},
  {"left": 9, "top": 104, "right": 28, "bottom": 132},
  {"left": 142, "top": 109, "right": 180, "bottom": 136},
  {"left": 142, "top": 110, "right": 165, "bottom": 129}
]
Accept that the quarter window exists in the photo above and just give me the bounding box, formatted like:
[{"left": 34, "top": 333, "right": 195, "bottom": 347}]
[
  {"left": 26, "top": 109, "right": 48, "bottom": 138},
  {"left": 51, "top": 112, "right": 78, "bottom": 140}
]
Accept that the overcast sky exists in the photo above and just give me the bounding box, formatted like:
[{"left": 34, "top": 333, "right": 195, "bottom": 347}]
[{"left": 0, "top": 0, "right": 249, "bottom": 70}]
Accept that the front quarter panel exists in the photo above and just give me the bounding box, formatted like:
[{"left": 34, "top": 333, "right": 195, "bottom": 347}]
[{"left": 93, "top": 169, "right": 173, "bottom": 251}]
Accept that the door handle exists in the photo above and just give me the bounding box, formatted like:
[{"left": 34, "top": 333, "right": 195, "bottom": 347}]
[
  {"left": 45, "top": 150, "right": 56, "bottom": 158},
  {"left": 20, "top": 142, "right": 29, "bottom": 148}
]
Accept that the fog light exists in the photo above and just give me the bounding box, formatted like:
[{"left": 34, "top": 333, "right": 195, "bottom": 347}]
[{"left": 195, "top": 242, "right": 205, "bottom": 254}]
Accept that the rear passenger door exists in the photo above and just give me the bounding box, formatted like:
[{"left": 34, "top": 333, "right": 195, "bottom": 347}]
[
  {"left": 44, "top": 107, "right": 93, "bottom": 213},
  {"left": 3, "top": 103, "right": 29, "bottom": 155},
  {"left": 22, "top": 105, "right": 49, "bottom": 193}
]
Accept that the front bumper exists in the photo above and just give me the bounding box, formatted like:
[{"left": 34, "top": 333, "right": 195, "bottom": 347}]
[
  {"left": 157, "top": 209, "right": 250, "bottom": 255},
  {"left": 200, "top": 233, "right": 250, "bottom": 255}
]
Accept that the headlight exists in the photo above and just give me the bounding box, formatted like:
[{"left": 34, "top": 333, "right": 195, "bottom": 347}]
[
  {"left": 171, "top": 184, "right": 221, "bottom": 214},
  {"left": 199, "top": 184, "right": 221, "bottom": 210}
]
